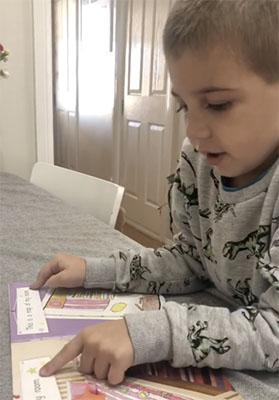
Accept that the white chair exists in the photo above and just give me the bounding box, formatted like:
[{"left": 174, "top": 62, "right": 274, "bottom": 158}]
[{"left": 30, "top": 162, "right": 125, "bottom": 228}]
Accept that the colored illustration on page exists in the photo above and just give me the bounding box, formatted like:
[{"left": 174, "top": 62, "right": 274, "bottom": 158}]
[
  {"left": 65, "top": 374, "right": 195, "bottom": 400},
  {"left": 43, "top": 288, "right": 164, "bottom": 318}
]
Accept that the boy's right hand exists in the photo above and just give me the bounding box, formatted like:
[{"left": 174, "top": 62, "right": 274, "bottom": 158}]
[{"left": 30, "top": 253, "right": 86, "bottom": 289}]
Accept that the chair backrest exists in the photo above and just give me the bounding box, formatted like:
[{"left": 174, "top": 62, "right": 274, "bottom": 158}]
[{"left": 30, "top": 162, "right": 124, "bottom": 228}]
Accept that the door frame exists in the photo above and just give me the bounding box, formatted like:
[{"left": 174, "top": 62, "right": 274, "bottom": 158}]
[
  {"left": 33, "top": 0, "right": 54, "bottom": 164},
  {"left": 111, "top": 0, "right": 128, "bottom": 183}
]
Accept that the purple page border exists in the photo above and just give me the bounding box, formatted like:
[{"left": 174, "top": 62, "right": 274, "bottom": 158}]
[{"left": 9, "top": 282, "right": 105, "bottom": 343}]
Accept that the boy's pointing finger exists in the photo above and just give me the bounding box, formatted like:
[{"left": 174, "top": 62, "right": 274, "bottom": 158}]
[{"left": 39, "top": 334, "right": 83, "bottom": 377}]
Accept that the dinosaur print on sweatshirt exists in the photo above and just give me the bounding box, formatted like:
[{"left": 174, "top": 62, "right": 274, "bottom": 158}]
[
  {"left": 227, "top": 278, "right": 258, "bottom": 306},
  {"left": 167, "top": 169, "right": 198, "bottom": 230},
  {"left": 130, "top": 255, "right": 151, "bottom": 280},
  {"left": 214, "top": 193, "right": 236, "bottom": 222},
  {"left": 187, "top": 321, "right": 231, "bottom": 363},
  {"left": 184, "top": 183, "right": 199, "bottom": 210},
  {"left": 257, "top": 244, "right": 279, "bottom": 289},
  {"left": 223, "top": 225, "right": 270, "bottom": 260},
  {"left": 241, "top": 306, "right": 259, "bottom": 331},
  {"left": 203, "top": 228, "right": 217, "bottom": 264},
  {"left": 163, "top": 242, "right": 201, "bottom": 263},
  {"left": 260, "top": 262, "right": 279, "bottom": 290},
  {"left": 181, "top": 150, "right": 196, "bottom": 178},
  {"left": 170, "top": 152, "right": 199, "bottom": 211},
  {"left": 147, "top": 281, "right": 167, "bottom": 295}
]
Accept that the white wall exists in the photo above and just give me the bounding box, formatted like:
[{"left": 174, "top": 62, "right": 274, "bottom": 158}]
[{"left": 0, "top": 0, "right": 36, "bottom": 180}]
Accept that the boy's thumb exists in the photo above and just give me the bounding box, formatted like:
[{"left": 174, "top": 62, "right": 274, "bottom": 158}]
[
  {"left": 46, "top": 272, "right": 65, "bottom": 288},
  {"left": 30, "top": 277, "right": 46, "bottom": 290},
  {"left": 29, "top": 280, "right": 40, "bottom": 290}
]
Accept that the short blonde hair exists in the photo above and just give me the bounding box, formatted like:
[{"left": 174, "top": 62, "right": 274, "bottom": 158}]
[{"left": 163, "top": 0, "right": 279, "bottom": 83}]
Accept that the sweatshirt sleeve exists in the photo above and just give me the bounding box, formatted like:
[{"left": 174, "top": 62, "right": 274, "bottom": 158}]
[
  {"left": 125, "top": 228, "right": 279, "bottom": 370},
  {"left": 84, "top": 163, "right": 209, "bottom": 295}
]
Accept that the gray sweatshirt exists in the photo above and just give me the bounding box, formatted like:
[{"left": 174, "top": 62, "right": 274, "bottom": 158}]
[{"left": 85, "top": 138, "right": 279, "bottom": 372}]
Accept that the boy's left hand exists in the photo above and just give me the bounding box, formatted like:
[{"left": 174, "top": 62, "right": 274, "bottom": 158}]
[{"left": 39, "top": 319, "right": 134, "bottom": 385}]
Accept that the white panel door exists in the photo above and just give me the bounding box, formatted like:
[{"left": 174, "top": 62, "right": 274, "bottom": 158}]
[
  {"left": 120, "top": 0, "right": 173, "bottom": 241},
  {"left": 53, "top": 0, "right": 115, "bottom": 181},
  {"left": 53, "top": 0, "right": 78, "bottom": 170}
]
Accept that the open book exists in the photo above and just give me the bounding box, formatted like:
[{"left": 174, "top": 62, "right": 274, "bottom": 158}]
[{"left": 9, "top": 282, "right": 243, "bottom": 400}]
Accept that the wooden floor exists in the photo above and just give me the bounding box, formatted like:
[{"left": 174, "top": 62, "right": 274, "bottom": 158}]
[{"left": 122, "top": 223, "right": 164, "bottom": 248}]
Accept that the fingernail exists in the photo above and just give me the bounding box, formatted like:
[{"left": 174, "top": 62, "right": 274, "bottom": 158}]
[
  {"left": 29, "top": 283, "right": 37, "bottom": 290},
  {"left": 39, "top": 366, "right": 49, "bottom": 377}
]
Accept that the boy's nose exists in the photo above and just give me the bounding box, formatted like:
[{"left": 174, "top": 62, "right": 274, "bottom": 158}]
[{"left": 186, "top": 117, "right": 211, "bottom": 141}]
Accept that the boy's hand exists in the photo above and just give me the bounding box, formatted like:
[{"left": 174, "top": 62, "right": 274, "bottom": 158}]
[
  {"left": 39, "top": 319, "right": 134, "bottom": 385},
  {"left": 30, "top": 253, "right": 86, "bottom": 289}
]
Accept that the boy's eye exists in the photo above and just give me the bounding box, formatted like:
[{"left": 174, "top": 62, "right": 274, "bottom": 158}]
[
  {"left": 176, "top": 103, "right": 188, "bottom": 113},
  {"left": 175, "top": 101, "right": 231, "bottom": 114},
  {"left": 207, "top": 102, "right": 231, "bottom": 111}
]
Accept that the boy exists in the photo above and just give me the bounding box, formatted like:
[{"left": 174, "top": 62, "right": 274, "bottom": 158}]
[{"left": 31, "top": 0, "right": 279, "bottom": 385}]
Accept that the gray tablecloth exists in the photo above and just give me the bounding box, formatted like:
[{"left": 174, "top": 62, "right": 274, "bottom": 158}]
[{"left": 0, "top": 172, "right": 278, "bottom": 400}]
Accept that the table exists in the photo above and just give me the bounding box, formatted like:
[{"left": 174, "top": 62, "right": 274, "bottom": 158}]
[{"left": 0, "top": 172, "right": 278, "bottom": 400}]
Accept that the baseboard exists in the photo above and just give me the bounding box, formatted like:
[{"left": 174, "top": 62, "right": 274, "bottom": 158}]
[
  {"left": 124, "top": 218, "right": 173, "bottom": 245},
  {"left": 125, "top": 218, "right": 162, "bottom": 241}
]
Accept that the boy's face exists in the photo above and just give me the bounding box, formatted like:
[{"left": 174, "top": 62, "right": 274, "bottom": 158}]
[{"left": 167, "top": 46, "right": 279, "bottom": 187}]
